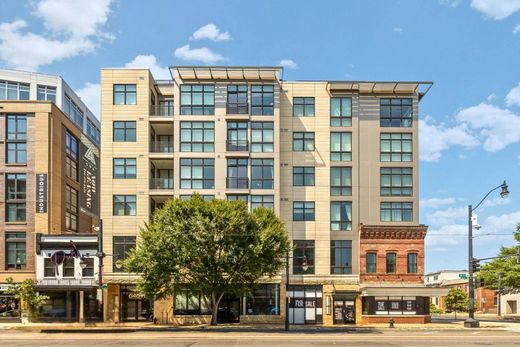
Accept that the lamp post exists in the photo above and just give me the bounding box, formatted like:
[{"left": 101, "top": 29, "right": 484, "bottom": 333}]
[{"left": 465, "top": 181, "right": 509, "bottom": 328}]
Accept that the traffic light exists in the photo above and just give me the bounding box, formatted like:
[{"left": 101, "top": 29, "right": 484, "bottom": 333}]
[{"left": 471, "top": 258, "right": 481, "bottom": 273}]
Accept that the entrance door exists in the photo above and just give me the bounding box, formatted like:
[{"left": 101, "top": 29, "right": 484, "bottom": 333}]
[
  {"left": 217, "top": 298, "right": 240, "bottom": 323},
  {"left": 333, "top": 299, "right": 356, "bottom": 324}
]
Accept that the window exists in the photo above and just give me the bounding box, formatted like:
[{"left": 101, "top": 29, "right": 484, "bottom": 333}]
[
  {"left": 113, "top": 84, "right": 136, "bottom": 105},
  {"left": 380, "top": 98, "right": 413, "bottom": 127},
  {"left": 0, "top": 81, "right": 29, "bottom": 100},
  {"left": 63, "top": 94, "right": 84, "bottom": 127},
  {"left": 330, "top": 167, "right": 352, "bottom": 196},
  {"left": 380, "top": 133, "right": 412, "bottom": 162},
  {"left": 386, "top": 253, "right": 397, "bottom": 273},
  {"left": 113, "top": 121, "right": 136, "bottom": 142},
  {"left": 293, "top": 241, "right": 315, "bottom": 274},
  {"left": 37, "top": 85, "right": 56, "bottom": 102},
  {"left": 330, "top": 202, "right": 352, "bottom": 231},
  {"left": 44, "top": 258, "right": 55, "bottom": 277},
  {"left": 82, "top": 258, "right": 95, "bottom": 277},
  {"left": 113, "top": 158, "right": 136, "bottom": 179},
  {"left": 380, "top": 202, "right": 413, "bottom": 222},
  {"left": 63, "top": 258, "right": 75, "bottom": 277},
  {"left": 330, "top": 132, "right": 352, "bottom": 161},
  {"left": 158, "top": 100, "right": 174, "bottom": 116},
  {"left": 113, "top": 195, "right": 136, "bottom": 216},
  {"left": 6, "top": 174, "right": 26, "bottom": 223},
  {"left": 65, "top": 185, "right": 78, "bottom": 232},
  {"left": 174, "top": 287, "right": 211, "bottom": 315},
  {"left": 180, "top": 84, "right": 214, "bottom": 115},
  {"left": 251, "top": 122, "right": 274, "bottom": 152},
  {"left": 251, "top": 85, "right": 274, "bottom": 115},
  {"left": 6, "top": 115, "right": 27, "bottom": 164},
  {"left": 227, "top": 158, "right": 249, "bottom": 189},
  {"left": 113, "top": 236, "right": 136, "bottom": 272},
  {"left": 227, "top": 194, "right": 249, "bottom": 202},
  {"left": 251, "top": 195, "right": 274, "bottom": 209},
  {"left": 180, "top": 158, "right": 214, "bottom": 189},
  {"left": 179, "top": 194, "right": 214, "bottom": 201},
  {"left": 6, "top": 143, "right": 27, "bottom": 164},
  {"left": 293, "top": 167, "right": 315, "bottom": 186},
  {"left": 251, "top": 159, "right": 274, "bottom": 189},
  {"left": 330, "top": 97, "right": 352, "bottom": 126},
  {"left": 407, "top": 253, "right": 418, "bottom": 273},
  {"left": 86, "top": 119, "right": 100, "bottom": 146},
  {"left": 5, "top": 233, "right": 26, "bottom": 270},
  {"left": 381, "top": 168, "right": 412, "bottom": 196},
  {"left": 331, "top": 240, "right": 352, "bottom": 274},
  {"left": 6, "top": 203, "right": 26, "bottom": 222},
  {"left": 227, "top": 122, "right": 248, "bottom": 151},
  {"left": 245, "top": 284, "right": 280, "bottom": 315},
  {"left": 366, "top": 253, "right": 377, "bottom": 274},
  {"left": 180, "top": 122, "right": 214, "bottom": 152},
  {"left": 65, "top": 130, "right": 79, "bottom": 181},
  {"left": 293, "top": 201, "right": 315, "bottom": 221},
  {"left": 293, "top": 132, "right": 315, "bottom": 151},
  {"left": 293, "top": 97, "right": 315, "bottom": 117},
  {"left": 227, "top": 85, "right": 248, "bottom": 114}
]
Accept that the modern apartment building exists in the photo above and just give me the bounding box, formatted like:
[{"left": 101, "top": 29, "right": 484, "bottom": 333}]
[
  {"left": 0, "top": 69, "right": 101, "bottom": 322},
  {"left": 100, "top": 66, "right": 441, "bottom": 325}
]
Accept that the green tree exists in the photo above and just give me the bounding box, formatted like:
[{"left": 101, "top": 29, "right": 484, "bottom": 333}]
[
  {"left": 5, "top": 277, "right": 49, "bottom": 320},
  {"left": 445, "top": 288, "right": 469, "bottom": 313},
  {"left": 124, "top": 194, "right": 291, "bottom": 325},
  {"left": 480, "top": 225, "right": 520, "bottom": 293}
]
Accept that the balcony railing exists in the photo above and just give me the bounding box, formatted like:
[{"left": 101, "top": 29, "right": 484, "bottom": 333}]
[
  {"left": 150, "top": 141, "right": 173, "bottom": 153},
  {"left": 150, "top": 178, "right": 173, "bottom": 189},
  {"left": 227, "top": 103, "right": 249, "bottom": 115},
  {"left": 226, "top": 140, "right": 249, "bottom": 152},
  {"left": 227, "top": 177, "right": 249, "bottom": 189},
  {"left": 150, "top": 105, "right": 174, "bottom": 116},
  {"left": 37, "top": 278, "right": 98, "bottom": 287}
]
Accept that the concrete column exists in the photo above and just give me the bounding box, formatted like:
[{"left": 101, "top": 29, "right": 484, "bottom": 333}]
[
  {"left": 79, "top": 290, "right": 85, "bottom": 323},
  {"left": 113, "top": 294, "right": 120, "bottom": 323}
]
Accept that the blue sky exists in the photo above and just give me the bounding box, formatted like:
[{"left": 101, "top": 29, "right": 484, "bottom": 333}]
[{"left": 1, "top": 0, "right": 520, "bottom": 273}]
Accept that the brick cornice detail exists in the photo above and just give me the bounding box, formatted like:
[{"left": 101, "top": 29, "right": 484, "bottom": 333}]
[{"left": 359, "top": 224, "right": 428, "bottom": 240}]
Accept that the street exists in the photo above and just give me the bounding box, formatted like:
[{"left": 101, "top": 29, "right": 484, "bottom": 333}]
[{"left": 1, "top": 329, "right": 519, "bottom": 347}]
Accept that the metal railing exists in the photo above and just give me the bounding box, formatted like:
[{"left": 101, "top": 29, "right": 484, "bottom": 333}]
[
  {"left": 37, "top": 278, "right": 98, "bottom": 286},
  {"left": 150, "top": 178, "right": 174, "bottom": 189},
  {"left": 150, "top": 141, "right": 173, "bottom": 153},
  {"left": 226, "top": 177, "right": 249, "bottom": 189},
  {"left": 226, "top": 140, "right": 249, "bottom": 151},
  {"left": 150, "top": 105, "right": 174, "bottom": 116},
  {"left": 226, "top": 103, "right": 249, "bottom": 115}
]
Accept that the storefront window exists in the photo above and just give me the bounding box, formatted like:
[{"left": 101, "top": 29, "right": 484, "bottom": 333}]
[
  {"left": 39, "top": 291, "right": 77, "bottom": 321},
  {"left": 0, "top": 295, "right": 19, "bottom": 317},
  {"left": 121, "top": 285, "right": 153, "bottom": 321},
  {"left": 245, "top": 284, "right": 280, "bottom": 315},
  {"left": 367, "top": 296, "right": 419, "bottom": 315},
  {"left": 287, "top": 285, "right": 323, "bottom": 324},
  {"left": 173, "top": 287, "right": 210, "bottom": 315}
]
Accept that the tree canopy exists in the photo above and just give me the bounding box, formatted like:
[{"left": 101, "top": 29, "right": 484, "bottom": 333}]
[
  {"left": 445, "top": 288, "right": 469, "bottom": 313},
  {"left": 124, "top": 194, "right": 291, "bottom": 325}
]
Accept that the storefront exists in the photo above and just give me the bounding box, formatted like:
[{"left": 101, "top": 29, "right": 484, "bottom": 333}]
[
  {"left": 0, "top": 286, "right": 20, "bottom": 322},
  {"left": 38, "top": 289, "right": 102, "bottom": 322},
  {"left": 333, "top": 293, "right": 357, "bottom": 324},
  {"left": 120, "top": 285, "right": 153, "bottom": 321},
  {"left": 287, "top": 285, "right": 323, "bottom": 324}
]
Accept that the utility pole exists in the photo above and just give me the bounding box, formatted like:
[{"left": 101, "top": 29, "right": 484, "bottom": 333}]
[
  {"left": 466, "top": 204, "right": 478, "bottom": 328},
  {"left": 285, "top": 249, "right": 290, "bottom": 331},
  {"left": 497, "top": 272, "right": 501, "bottom": 317}
]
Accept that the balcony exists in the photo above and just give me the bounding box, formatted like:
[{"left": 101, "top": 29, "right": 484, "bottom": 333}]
[
  {"left": 227, "top": 103, "right": 249, "bottom": 115},
  {"left": 227, "top": 177, "right": 249, "bottom": 189},
  {"left": 226, "top": 140, "right": 249, "bottom": 152},
  {"left": 150, "top": 141, "right": 173, "bottom": 153},
  {"left": 36, "top": 278, "right": 98, "bottom": 288},
  {"left": 150, "top": 178, "right": 173, "bottom": 190},
  {"left": 150, "top": 104, "right": 174, "bottom": 116}
]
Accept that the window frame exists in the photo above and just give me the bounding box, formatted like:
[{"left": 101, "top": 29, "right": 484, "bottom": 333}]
[
  {"left": 293, "top": 240, "right": 315, "bottom": 275},
  {"left": 113, "top": 158, "right": 137, "bottom": 179},
  {"left": 386, "top": 253, "right": 397, "bottom": 273},
  {"left": 330, "top": 167, "right": 352, "bottom": 196},
  {"left": 179, "top": 158, "right": 215, "bottom": 189},
  {"left": 113, "top": 195, "right": 137, "bottom": 216},
  {"left": 180, "top": 121, "right": 215, "bottom": 152},
  {"left": 251, "top": 85, "right": 274, "bottom": 115},
  {"left": 293, "top": 97, "right": 315, "bottom": 117},
  {"left": 293, "top": 132, "right": 315, "bottom": 152},
  {"left": 251, "top": 158, "right": 274, "bottom": 189},
  {"left": 0, "top": 80, "right": 30, "bottom": 100},
  {"left": 380, "top": 202, "right": 413, "bottom": 222},
  {"left": 180, "top": 84, "right": 215, "bottom": 115},
  {"left": 407, "top": 253, "right": 418, "bottom": 274},
  {"left": 227, "top": 121, "right": 249, "bottom": 151},
  {"left": 250, "top": 195, "right": 274, "bottom": 210},
  {"left": 380, "top": 98, "right": 413, "bottom": 127},
  {"left": 5, "top": 232, "right": 26, "bottom": 270},
  {"left": 65, "top": 185, "right": 79, "bottom": 232},
  {"left": 6, "top": 173, "right": 26, "bottom": 223},
  {"left": 250, "top": 122, "right": 274, "bottom": 153},
  {"left": 227, "top": 85, "right": 248, "bottom": 114},
  {"left": 330, "top": 132, "right": 352, "bottom": 161},
  {"left": 293, "top": 166, "right": 315, "bottom": 187},
  {"left": 330, "top": 201, "right": 352, "bottom": 231},
  {"left": 227, "top": 158, "right": 249, "bottom": 189},
  {"left": 113, "top": 84, "right": 137, "bottom": 105},
  {"left": 113, "top": 121, "right": 136, "bottom": 142},
  {"left": 380, "top": 133, "right": 413, "bottom": 162},
  {"left": 330, "top": 97, "right": 352, "bottom": 127},
  {"left": 65, "top": 130, "right": 79, "bottom": 181},
  {"left": 366, "top": 252, "right": 377, "bottom": 274},
  {"left": 380, "top": 167, "right": 413, "bottom": 196},
  {"left": 293, "top": 201, "right": 315, "bottom": 221},
  {"left": 37, "top": 85, "right": 57, "bottom": 102},
  {"left": 113, "top": 236, "right": 136, "bottom": 272},
  {"left": 331, "top": 240, "right": 352, "bottom": 274}
]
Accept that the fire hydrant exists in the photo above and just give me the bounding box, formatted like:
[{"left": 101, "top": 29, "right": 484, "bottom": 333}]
[{"left": 389, "top": 318, "right": 395, "bottom": 328}]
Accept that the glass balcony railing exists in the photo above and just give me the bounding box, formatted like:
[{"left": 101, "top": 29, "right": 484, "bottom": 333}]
[
  {"left": 227, "top": 103, "right": 249, "bottom": 115},
  {"left": 150, "top": 178, "right": 173, "bottom": 189},
  {"left": 150, "top": 104, "right": 174, "bottom": 116},
  {"left": 226, "top": 177, "right": 249, "bottom": 189},
  {"left": 150, "top": 141, "right": 173, "bottom": 153},
  {"left": 226, "top": 140, "right": 249, "bottom": 151}
]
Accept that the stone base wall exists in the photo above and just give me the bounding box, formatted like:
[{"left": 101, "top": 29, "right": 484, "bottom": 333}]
[{"left": 361, "top": 315, "right": 431, "bottom": 324}]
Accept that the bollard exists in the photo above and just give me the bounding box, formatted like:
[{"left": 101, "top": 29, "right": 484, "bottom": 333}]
[{"left": 389, "top": 318, "right": 395, "bottom": 328}]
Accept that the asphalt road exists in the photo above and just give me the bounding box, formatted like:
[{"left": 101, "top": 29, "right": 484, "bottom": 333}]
[{"left": 1, "top": 329, "right": 520, "bottom": 347}]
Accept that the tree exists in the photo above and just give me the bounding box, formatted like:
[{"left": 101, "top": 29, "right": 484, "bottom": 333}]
[
  {"left": 445, "top": 288, "right": 469, "bottom": 313},
  {"left": 480, "top": 225, "right": 520, "bottom": 293},
  {"left": 124, "top": 194, "right": 291, "bottom": 325},
  {"left": 5, "top": 277, "right": 49, "bottom": 320}
]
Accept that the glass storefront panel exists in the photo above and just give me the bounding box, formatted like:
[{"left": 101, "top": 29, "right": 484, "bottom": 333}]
[
  {"left": 287, "top": 285, "right": 322, "bottom": 324},
  {"left": 121, "top": 285, "right": 153, "bottom": 321},
  {"left": 39, "top": 291, "right": 77, "bottom": 322},
  {"left": 0, "top": 294, "right": 19, "bottom": 318}
]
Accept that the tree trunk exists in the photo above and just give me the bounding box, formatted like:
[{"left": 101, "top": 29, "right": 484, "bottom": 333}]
[{"left": 210, "top": 291, "right": 224, "bottom": 326}]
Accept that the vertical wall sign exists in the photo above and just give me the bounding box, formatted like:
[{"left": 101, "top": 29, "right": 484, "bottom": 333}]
[{"left": 36, "top": 173, "right": 47, "bottom": 213}]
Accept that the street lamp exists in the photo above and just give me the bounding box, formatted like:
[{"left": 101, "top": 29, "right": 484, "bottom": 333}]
[
  {"left": 465, "top": 180, "right": 509, "bottom": 328},
  {"left": 79, "top": 257, "right": 88, "bottom": 270}
]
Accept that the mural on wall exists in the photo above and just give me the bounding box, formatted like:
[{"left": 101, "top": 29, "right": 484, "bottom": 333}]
[{"left": 79, "top": 135, "right": 99, "bottom": 219}]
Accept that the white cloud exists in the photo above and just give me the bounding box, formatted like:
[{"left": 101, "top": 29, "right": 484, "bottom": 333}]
[
  {"left": 191, "top": 24, "right": 230, "bottom": 42},
  {"left": 174, "top": 44, "right": 225, "bottom": 64},
  {"left": 487, "top": 93, "right": 496, "bottom": 102},
  {"left": 0, "top": 0, "right": 113, "bottom": 71},
  {"left": 482, "top": 196, "right": 512, "bottom": 207},
  {"left": 506, "top": 83, "right": 520, "bottom": 107},
  {"left": 470, "top": 0, "right": 520, "bottom": 20},
  {"left": 513, "top": 24, "right": 520, "bottom": 34},
  {"left": 421, "top": 197, "right": 457, "bottom": 209},
  {"left": 393, "top": 27, "right": 403, "bottom": 33},
  {"left": 76, "top": 82, "right": 100, "bottom": 119},
  {"left": 440, "top": 0, "right": 461, "bottom": 7},
  {"left": 278, "top": 59, "right": 298, "bottom": 69},
  {"left": 426, "top": 224, "right": 466, "bottom": 248},
  {"left": 125, "top": 55, "right": 171, "bottom": 80},
  {"left": 426, "top": 206, "right": 467, "bottom": 226},
  {"left": 419, "top": 117, "right": 479, "bottom": 162},
  {"left": 455, "top": 102, "right": 520, "bottom": 152}
]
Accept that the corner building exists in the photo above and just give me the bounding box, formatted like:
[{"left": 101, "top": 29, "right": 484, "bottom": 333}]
[{"left": 100, "top": 66, "right": 439, "bottom": 325}]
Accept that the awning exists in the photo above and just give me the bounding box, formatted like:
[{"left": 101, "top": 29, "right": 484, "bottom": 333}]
[{"left": 361, "top": 286, "right": 450, "bottom": 297}]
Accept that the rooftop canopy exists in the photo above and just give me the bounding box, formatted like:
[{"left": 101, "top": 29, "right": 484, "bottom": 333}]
[{"left": 171, "top": 66, "right": 282, "bottom": 81}]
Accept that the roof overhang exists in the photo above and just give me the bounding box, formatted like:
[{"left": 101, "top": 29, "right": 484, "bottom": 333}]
[
  {"left": 171, "top": 66, "right": 282, "bottom": 81},
  {"left": 327, "top": 81, "right": 433, "bottom": 100},
  {"left": 361, "top": 285, "right": 450, "bottom": 297}
]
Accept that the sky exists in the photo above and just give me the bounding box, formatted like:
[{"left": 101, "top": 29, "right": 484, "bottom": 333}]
[{"left": 1, "top": 0, "right": 519, "bottom": 273}]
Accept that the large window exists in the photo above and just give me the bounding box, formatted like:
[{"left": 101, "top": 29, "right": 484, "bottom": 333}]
[
  {"left": 63, "top": 258, "right": 75, "bottom": 277},
  {"left": 227, "top": 158, "right": 248, "bottom": 189},
  {"left": 113, "top": 121, "right": 136, "bottom": 142},
  {"left": 6, "top": 115, "right": 27, "bottom": 164},
  {"left": 86, "top": 119, "right": 100, "bottom": 146},
  {"left": 82, "top": 258, "right": 95, "bottom": 277},
  {"left": 251, "top": 85, "right": 274, "bottom": 115},
  {"left": 179, "top": 194, "right": 215, "bottom": 201},
  {"left": 180, "top": 121, "right": 214, "bottom": 152},
  {"left": 245, "top": 284, "right": 280, "bottom": 315},
  {"left": 380, "top": 98, "right": 413, "bottom": 127},
  {"left": 227, "top": 194, "right": 249, "bottom": 203},
  {"left": 330, "top": 167, "right": 352, "bottom": 196},
  {"left": 380, "top": 133, "right": 412, "bottom": 162},
  {"left": 65, "top": 185, "right": 78, "bottom": 232},
  {"left": 0, "top": 81, "right": 29, "bottom": 100},
  {"left": 113, "top": 158, "right": 136, "bottom": 179},
  {"left": 251, "top": 159, "right": 274, "bottom": 189},
  {"left": 113, "top": 84, "right": 137, "bottom": 105},
  {"left": 366, "top": 253, "right": 377, "bottom": 274},
  {"left": 227, "top": 85, "right": 248, "bottom": 114},
  {"left": 180, "top": 158, "right": 215, "bottom": 189},
  {"left": 386, "top": 253, "right": 397, "bottom": 273},
  {"left": 293, "top": 167, "right": 315, "bottom": 186},
  {"left": 330, "top": 97, "right": 352, "bottom": 127},
  {"left": 380, "top": 202, "right": 413, "bottom": 222},
  {"left": 331, "top": 240, "right": 352, "bottom": 274},
  {"left": 330, "top": 132, "right": 352, "bottom": 161},
  {"left": 180, "top": 84, "right": 214, "bottom": 115},
  {"left": 407, "top": 253, "right": 418, "bottom": 274},
  {"left": 113, "top": 195, "right": 136, "bottom": 216},
  {"left": 174, "top": 287, "right": 211, "bottom": 315},
  {"left": 227, "top": 122, "right": 248, "bottom": 151},
  {"left": 65, "top": 130, "right": 79, "bottom": 181},
  {"left": 6, "top": 174, "right": 26, "bottom": 222},
  {"left": 251, "top": 122, "right": 274, "bottom": 152},
  {"left": 293, "top": 201, "right": 315, "bottom": 221},
  {"left": 293, "top": 97, "right": 315, "bottom": 117},
  {"left": 44, "top": 258, "right": 55, "bottom": 277},
  {"left": 330, "top": 202, "right": 352, "bottom": 231},
  {"left": 37, "top": 85, "right": 56, "bottom": 102},
  {"left": 5, "top": 232, "right": 26, "bottom": 270},
  {"left": 293, "top": 240, "right": 315, "bottom": 275},
  {"left": 251, "top": 195, "right": 274, "bottom": 210},
  {"left": 381, "top": 168, "right": 412, "bottom": 196},
  {"left": 113, "top": 236, "right": 136, "bottom": 272},
  {"left": 293, "top": 132, "right": 315, "bottom": 151},
  {"left": 63, "top": 94, "right": 84, "bottom": 127}
]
